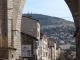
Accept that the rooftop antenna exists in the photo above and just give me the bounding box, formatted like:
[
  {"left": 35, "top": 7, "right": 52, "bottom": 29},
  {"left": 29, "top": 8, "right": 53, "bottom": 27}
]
[
  {"left": 27, "top": 11, "right": 30, "bottom": 17},
  {"left": 28, "top": 11, "right": 29, "bottom": 14},
  {"left": 31, "top": 12, "right": 32, "bottom": 16}
]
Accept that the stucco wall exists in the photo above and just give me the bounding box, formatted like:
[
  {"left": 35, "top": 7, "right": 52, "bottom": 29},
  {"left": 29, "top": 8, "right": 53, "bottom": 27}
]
[{"left": 21, "top": 17, "right": 40, "bottom": 40}]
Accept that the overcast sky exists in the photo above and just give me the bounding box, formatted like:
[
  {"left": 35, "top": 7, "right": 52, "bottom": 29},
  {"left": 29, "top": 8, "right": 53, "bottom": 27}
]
[{"left": 23, "top": 0, "right": 74, "bottom": 22}]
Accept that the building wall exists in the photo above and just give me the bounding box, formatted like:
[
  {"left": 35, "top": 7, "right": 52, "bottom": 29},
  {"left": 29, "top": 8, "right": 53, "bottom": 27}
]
[
  {"left": 21, "top": 17, "right": 40, "bottom": 40},
  {"left": 48, "top": 48, "right": 52, "bottom": 60},
  {"left": 21, "top": 33, "right": 37, "bottom": 60},
  {"left": 52, "top": 47, "right": 55, "bottom": 60},
  {"left": 48, "top": 39, "right": 58, "bottom": 60},
  {"left": 58, "top": 48, "right": 61, "bottom": 58},
  {"left": 9, "top": 49, "right": 16, "bottom": 60},
  {"left": 0, "top": 0, "right": 7, "bottom": 47},
  {"left": 38, "top": 34, "right": 48, "bottom": 60},
  {"left": 54, "top": 43, "right": 56, "bottom": 60},
  {"left": 56, "top": 49, "right": 58, "bottom": 59},
  {"left": 7, "top": 0, "right": 26, "bottom": 59}
]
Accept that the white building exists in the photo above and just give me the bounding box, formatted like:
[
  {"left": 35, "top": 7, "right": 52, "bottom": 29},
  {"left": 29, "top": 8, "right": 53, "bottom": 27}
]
[{"left": 37, "top": 33, "right": 48, "bottom": 60}]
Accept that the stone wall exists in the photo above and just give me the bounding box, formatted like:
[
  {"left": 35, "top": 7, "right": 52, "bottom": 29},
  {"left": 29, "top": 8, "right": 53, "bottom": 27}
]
[
  {"left": 0, "top": 0, "right": 26, "bottom": 59},
  {"left": 0, "top": 0, "right": 8, "bottom": 59},
  {"left": 7, "top": 0, "right": 26, "bottom": 59}
]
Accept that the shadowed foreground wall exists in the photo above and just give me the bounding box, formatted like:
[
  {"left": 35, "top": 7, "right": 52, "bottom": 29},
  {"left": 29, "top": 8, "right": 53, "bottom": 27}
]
[
  {"left": 0, "top": 0, "right": 8, "bottom": 59},
  {"left": 0, "top": 0, "right": 26, "bottom": 60},
  {"left": 65, "top": 0, "right": 80, "bottom": 60}
]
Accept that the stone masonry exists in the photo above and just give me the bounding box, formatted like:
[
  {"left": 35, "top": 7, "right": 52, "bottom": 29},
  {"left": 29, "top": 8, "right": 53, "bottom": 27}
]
[
  {"left": 0, "top": 0, "right": 8, "bottom": 59},
  {"left": 0, "top": 0, "right": 26, "bottom": 60}
]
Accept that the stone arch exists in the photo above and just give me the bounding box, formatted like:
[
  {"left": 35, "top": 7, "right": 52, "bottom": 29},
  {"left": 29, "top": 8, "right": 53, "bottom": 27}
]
[
  {"left": 0, "top": 0, "right": 79, "bottom": 60},
  {"left": 7, "top": 0, "right": 26, "bottom": 59},
  {"left": 65, "top": 0, "right": 79, "bottom": 59}
]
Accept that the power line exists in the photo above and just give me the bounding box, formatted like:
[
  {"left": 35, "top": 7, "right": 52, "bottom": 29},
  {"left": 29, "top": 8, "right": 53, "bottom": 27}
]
[{"left": 61, "top": 16, "right": 73, "bottom": 19}]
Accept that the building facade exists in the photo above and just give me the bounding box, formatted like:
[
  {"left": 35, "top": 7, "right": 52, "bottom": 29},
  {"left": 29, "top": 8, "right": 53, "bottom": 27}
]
[
  {"left": 21, "top": 15, "right": 40, "bottom": 40},
  {"left": 21, "top": 15, "right": 40, "bottom": 60},
  {"left": 1, "top": 0, "right": 80, "bottom": 60},
  {"left": 21, "top": 32, "right": 38, "bottom": 60},
  {"left": 37, "top": 33, "right": 48, "bottom": 60},
  {"left": 56, "top": 46, "right": 61, "bottom": 60},
  {"left": 0, "top": 0, "right": 26, "bottom": 60},
  {"left": 48, "top": 38, "right": 59, "bottom": 60},
  {"left": 48, "top": 38, "right": 61, "bottom": 60},
  {"left": 48, "top": 39, "right": 54, "bottom": 60}
]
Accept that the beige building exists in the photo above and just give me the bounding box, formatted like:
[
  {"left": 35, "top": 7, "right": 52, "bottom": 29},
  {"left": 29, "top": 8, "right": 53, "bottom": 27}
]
[
  {"left": 37, "top": 33, "right": 48, "bottom": 60},
  {"left": 21, "top": 32, "right": 38, "bottom": 60},
  {"left": 48, "top": 38, "right": 56, "bottom": 60},
  {"left": 21, "top": 15, "right": 40, "bottom": 60},
  {"left": 56, "top": 46, "right": 61, "bottom": 59},
  {"left": 1, "top": 0, "right": 80, "bottom": 60},
  {"left": 48, "top": 38, "right": 54, "bottom": 60},
  {"left": 48, "top": 38, "right": 61, "bottom": 60},
  {"left": 21, "top": 15, "right": 40, "bottom": 40}
]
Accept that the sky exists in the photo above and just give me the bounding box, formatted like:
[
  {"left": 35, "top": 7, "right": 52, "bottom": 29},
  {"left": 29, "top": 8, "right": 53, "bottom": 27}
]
[{"left": 23, "top": 0, "right": 74, "bottom": 22}]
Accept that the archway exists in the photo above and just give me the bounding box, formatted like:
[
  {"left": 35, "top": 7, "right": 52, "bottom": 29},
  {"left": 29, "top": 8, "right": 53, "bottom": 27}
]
[
  {"left": 23, "top": 0, "right": 79, "bottom": 60},
  {"left": 0, "top": 0, "right": 79, "bottom": 60}
]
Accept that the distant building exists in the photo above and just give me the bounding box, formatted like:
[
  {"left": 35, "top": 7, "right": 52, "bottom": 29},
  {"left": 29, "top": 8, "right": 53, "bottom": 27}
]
[
  {"left": 56, "top": 46, "right": 61, "bottom": 59},
  {"left": 48, "top": 38, "right": 61, "bottom": 60},
  {"left": 37, "top": 33, "right": 48, "bottom": 60},
  {"left": 21, "top": 14, "right": 40, "bottom": 60},
  {"left": 21, "top": 14, "right": 40, "bottom": 40},
  {"left": 21, "top": 32, "right": 38, "bottom": 60},
  {"left": 48, "top": 38, "right": 55, "bottom": 60}
]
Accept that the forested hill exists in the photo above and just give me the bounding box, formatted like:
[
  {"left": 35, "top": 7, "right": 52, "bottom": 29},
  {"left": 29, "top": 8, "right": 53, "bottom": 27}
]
[
  {"left": 23, "top": 14, "right": 75, "bottom": 46},
  {"left": 23, "top": 14, "right": 74, "bottom": 27}
]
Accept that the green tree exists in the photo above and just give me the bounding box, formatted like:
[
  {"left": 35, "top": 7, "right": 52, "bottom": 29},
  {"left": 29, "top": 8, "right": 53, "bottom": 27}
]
[
  {"left": 66, "top": 55, "right": 74, "bottom": 60},
  {"left": 64, "top": 49, "right": 72, "bottom": 55},
  {"left": 70, "top": 46, "right": 76, "bottom": 51}
]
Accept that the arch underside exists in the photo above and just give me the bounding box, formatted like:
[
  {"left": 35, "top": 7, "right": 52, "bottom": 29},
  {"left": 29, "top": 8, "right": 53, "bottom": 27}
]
[
  {"left": 65, "top": 0, "right": 80, "bottom": 59},
  {"left": 65, "top": 0, "right": 79, "bottom": 29},
  {"left": 0, "top": 0, "right": 79, "bottom": 59}
]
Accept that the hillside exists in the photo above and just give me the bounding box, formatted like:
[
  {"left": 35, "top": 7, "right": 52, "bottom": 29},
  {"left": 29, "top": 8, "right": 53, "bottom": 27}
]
[
  {"left": 23, "top": 14, "right": 74, "bottom": 28},
  {"left": 23, "top": 14, "right": 75, "bottom": 47}
]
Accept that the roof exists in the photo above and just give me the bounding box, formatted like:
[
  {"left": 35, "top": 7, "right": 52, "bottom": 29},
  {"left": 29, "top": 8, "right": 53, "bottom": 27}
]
[
  {"left": 22, "top": 15, "right": 40, "bottom": 23},
  {"left": 21, "top": 32, "right": 38, "bottom": 41},
  {"left": 40, "top": 33, "right": 48, "bottom": 39},
  {"left": 40, "top": 33, "right": 44, "bottom": 38}
]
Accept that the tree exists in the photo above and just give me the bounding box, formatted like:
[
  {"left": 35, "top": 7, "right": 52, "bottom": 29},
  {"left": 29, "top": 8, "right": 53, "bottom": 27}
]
[
  {"left": 64, "top": 49, "right": 72, "bottom": 55},
  {"left": 58, "top": 53, "right": 66, "bottom": 60},
  {"left": 66, "top": 55, "right": 74, "bottom": 60},
  {"left": 70, "top": 46, "right": 76, "bottom": 51}
]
